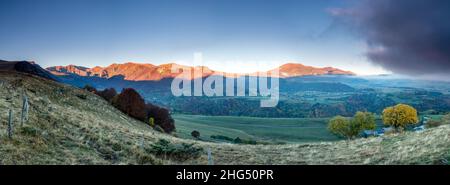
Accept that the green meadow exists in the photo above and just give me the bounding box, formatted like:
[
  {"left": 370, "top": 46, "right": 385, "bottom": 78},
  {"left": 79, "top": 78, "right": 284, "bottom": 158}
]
[{"left": 173, "top": 114, "right": 341, "bottom": 143}]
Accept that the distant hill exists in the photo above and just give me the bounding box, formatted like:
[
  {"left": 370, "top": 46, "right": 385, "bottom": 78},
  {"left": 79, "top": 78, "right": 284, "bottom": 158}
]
[
  {"left": 269, "top": 63, "right": 355, "bottom": 77},
  {"left": 46, "top": 62, "right": 354, "bottom": 81},
  {"left": 0, "top": 60, "right": 58, "bottom": 81}
]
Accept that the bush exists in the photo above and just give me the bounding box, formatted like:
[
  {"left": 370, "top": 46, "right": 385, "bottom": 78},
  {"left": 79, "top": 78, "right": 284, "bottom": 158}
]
[
  {"left": 76, "top": 94, "right": 87, "bottom": 100},
  {"left": 211, "top": 135, "right": 234, "bottom": 142},
  {"left": 382, "top": 104, "right": 418, "bottom": 130},
  {"left": 148, "top": 139, "right": 203, "bottom": 160},
  {"left": 191, "top": 130, "right": 200, "bottom": 139},
  {"left": 234, "top": 137, "right": 243, "bottom": 143}
]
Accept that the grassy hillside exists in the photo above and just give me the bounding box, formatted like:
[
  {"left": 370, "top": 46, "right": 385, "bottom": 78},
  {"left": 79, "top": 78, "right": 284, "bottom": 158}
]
[
  {"left": 1, "top": 72, "right": 450, "bottom": 165},
  {"left": 0, "top": 72, "right": 200, "bottom": 164}
]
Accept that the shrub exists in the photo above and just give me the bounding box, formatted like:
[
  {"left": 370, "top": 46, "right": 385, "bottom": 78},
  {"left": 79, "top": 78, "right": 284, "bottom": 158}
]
[
  {"left": 76, "top": 94, "right": 87, "bottom": 100},
  {"left": 241, "top": 139, "right": 257, "bottom": 145},
  {"left": 20, "top": 126, "right": 39, "bottom": 137},
  {"left": 131, "top": 147, "right": 159, "bottom": 165},
  {"left": 191, "top": 130, "right": 200, "bottom": 139},
  {"left": 234, "top": 137, "right": 243, "bottom": 143},
  {"left": 148, "top": 139, "right": 203, "bottom": 160},
  {"left": 211, "top": 135, "right": 234, "bottom": 142},
  {"left": 382, "top": 104, "right": 418, "bottom": 131}
]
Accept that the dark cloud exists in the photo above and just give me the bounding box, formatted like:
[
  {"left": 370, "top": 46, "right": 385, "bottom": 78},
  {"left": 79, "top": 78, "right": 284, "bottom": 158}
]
[{"left": 332, "top": 0, "right": 450, "bottom": 77}]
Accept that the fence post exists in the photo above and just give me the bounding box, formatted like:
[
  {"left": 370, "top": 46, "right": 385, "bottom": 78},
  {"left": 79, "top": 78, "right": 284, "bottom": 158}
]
[
  {"left": 21, "top": 95, "right": 29, "bottom": 126},
  {"left": 8, "top": 109, "right": 14, "bottom": 139},
  {"left": 140, "top": 133, "right": 145, "bottom": 149},
  {"left": 207, "top": 148, "right": 214, "bottom": 165}
]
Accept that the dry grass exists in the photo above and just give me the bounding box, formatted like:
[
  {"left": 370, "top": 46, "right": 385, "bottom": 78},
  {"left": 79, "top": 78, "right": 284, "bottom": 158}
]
[{"left": 1, "top": 72, "right": 449, "bottom": 165}]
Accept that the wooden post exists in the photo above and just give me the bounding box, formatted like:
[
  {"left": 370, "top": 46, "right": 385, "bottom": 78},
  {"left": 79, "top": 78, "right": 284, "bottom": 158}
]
[
  {"left": 207, "top": 148, "right": 214, "bottom": 165},
  {"left": 8, "top": 109, "right": 13, "bottom": 139},
  {"left": 21, "top": 95, "right": 29, "bottom": 126},
  {"left": 140, "top": 133, "right": 145, "bottom": 149}
]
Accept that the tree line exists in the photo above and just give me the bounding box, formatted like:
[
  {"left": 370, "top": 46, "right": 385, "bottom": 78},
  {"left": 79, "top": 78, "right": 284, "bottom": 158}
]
[
  {"left": 84, "top": 85, "right": 175, "bottom": 133},
  {"left": 328, "top": 103, "right": 429, "bottom": 139}
]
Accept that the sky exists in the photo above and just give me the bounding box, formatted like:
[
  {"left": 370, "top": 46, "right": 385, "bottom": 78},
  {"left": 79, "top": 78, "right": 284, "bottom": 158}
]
[{"left": 1, "top": 0, "right": 442, "bottom": 76}]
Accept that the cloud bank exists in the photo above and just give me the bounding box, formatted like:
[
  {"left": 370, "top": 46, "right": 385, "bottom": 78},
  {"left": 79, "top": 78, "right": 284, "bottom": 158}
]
[{"left": 331, "top": 0, "right": 450, "bottom": 78}]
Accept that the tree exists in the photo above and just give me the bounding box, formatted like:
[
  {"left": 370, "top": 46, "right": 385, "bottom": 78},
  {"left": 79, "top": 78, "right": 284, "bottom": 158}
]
[
  {"left": 328, "top": 112, "right": 376, "bottom": 139},
  {"left": 102, "top": 87, "right": 176, "bottom": 134},
  {"left": 148, "top": 117, "right": 155, "bottom": 127},
  {"left": 191, "top": 130, "right": 200, "bottom": 139},
  {"left": 382, "top": 104, "right": 418, "bottom": 130},
  {"left": 145, "top": 103, "right": 175, "bottom": 133},
  {"left": 96, "top": 88, "right": 117, "bottom": 102},
  {"left": 112, "top": 88, "right": 147, "bottom": 122},
  {"left": 328, "top": 116, "right": 352, "bottom": 139},
  {"left": 352, "top": 111, "right": 376, "bottom": 131}
]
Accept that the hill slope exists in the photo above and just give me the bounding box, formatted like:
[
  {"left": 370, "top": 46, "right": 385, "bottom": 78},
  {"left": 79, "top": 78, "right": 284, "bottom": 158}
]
[{"left": 1, "top": 72, "right": 449, "bottom": 164}]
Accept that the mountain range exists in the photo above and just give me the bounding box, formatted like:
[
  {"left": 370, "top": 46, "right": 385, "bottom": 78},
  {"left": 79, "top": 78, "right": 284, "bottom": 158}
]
[{"left": 46, "top": 62, "right": 355, "bottom": 81}]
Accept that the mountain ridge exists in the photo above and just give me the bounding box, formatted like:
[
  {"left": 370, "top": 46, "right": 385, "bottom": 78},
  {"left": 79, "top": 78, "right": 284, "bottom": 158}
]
[{"left": 46, "top": 62, "right": 355, "bottom": 81}]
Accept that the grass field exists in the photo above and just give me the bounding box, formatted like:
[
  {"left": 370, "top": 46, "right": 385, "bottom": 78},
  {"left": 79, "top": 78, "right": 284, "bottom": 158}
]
[{"left": 174, "top": 114, "right": 341, "bottom": 143}]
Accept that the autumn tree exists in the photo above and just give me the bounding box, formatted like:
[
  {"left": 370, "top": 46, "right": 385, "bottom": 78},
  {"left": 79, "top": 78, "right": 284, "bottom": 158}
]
[
  {"left": 96, "top": 88, "right": 117, "bottom": 102},
  {"left": 145, "top": 103, "right": 175, "bottom": 133},
  {"left": 112, "top": 88, "right": 147, "bottom": 122},
  {"left": 148, "top": 117, "right": 155, "bottom": 127},
  {"left": 328, "top": 112, "right": 376, "bottom": 139},
  {"left": 352, "top": 111, "right": 376, "bottom": 131},
  {"left": 328, "top": 116, "right": 351, "bottom": 139},
  {"left": 382, "top": 104, "right": 418, "bottom": 131}
]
